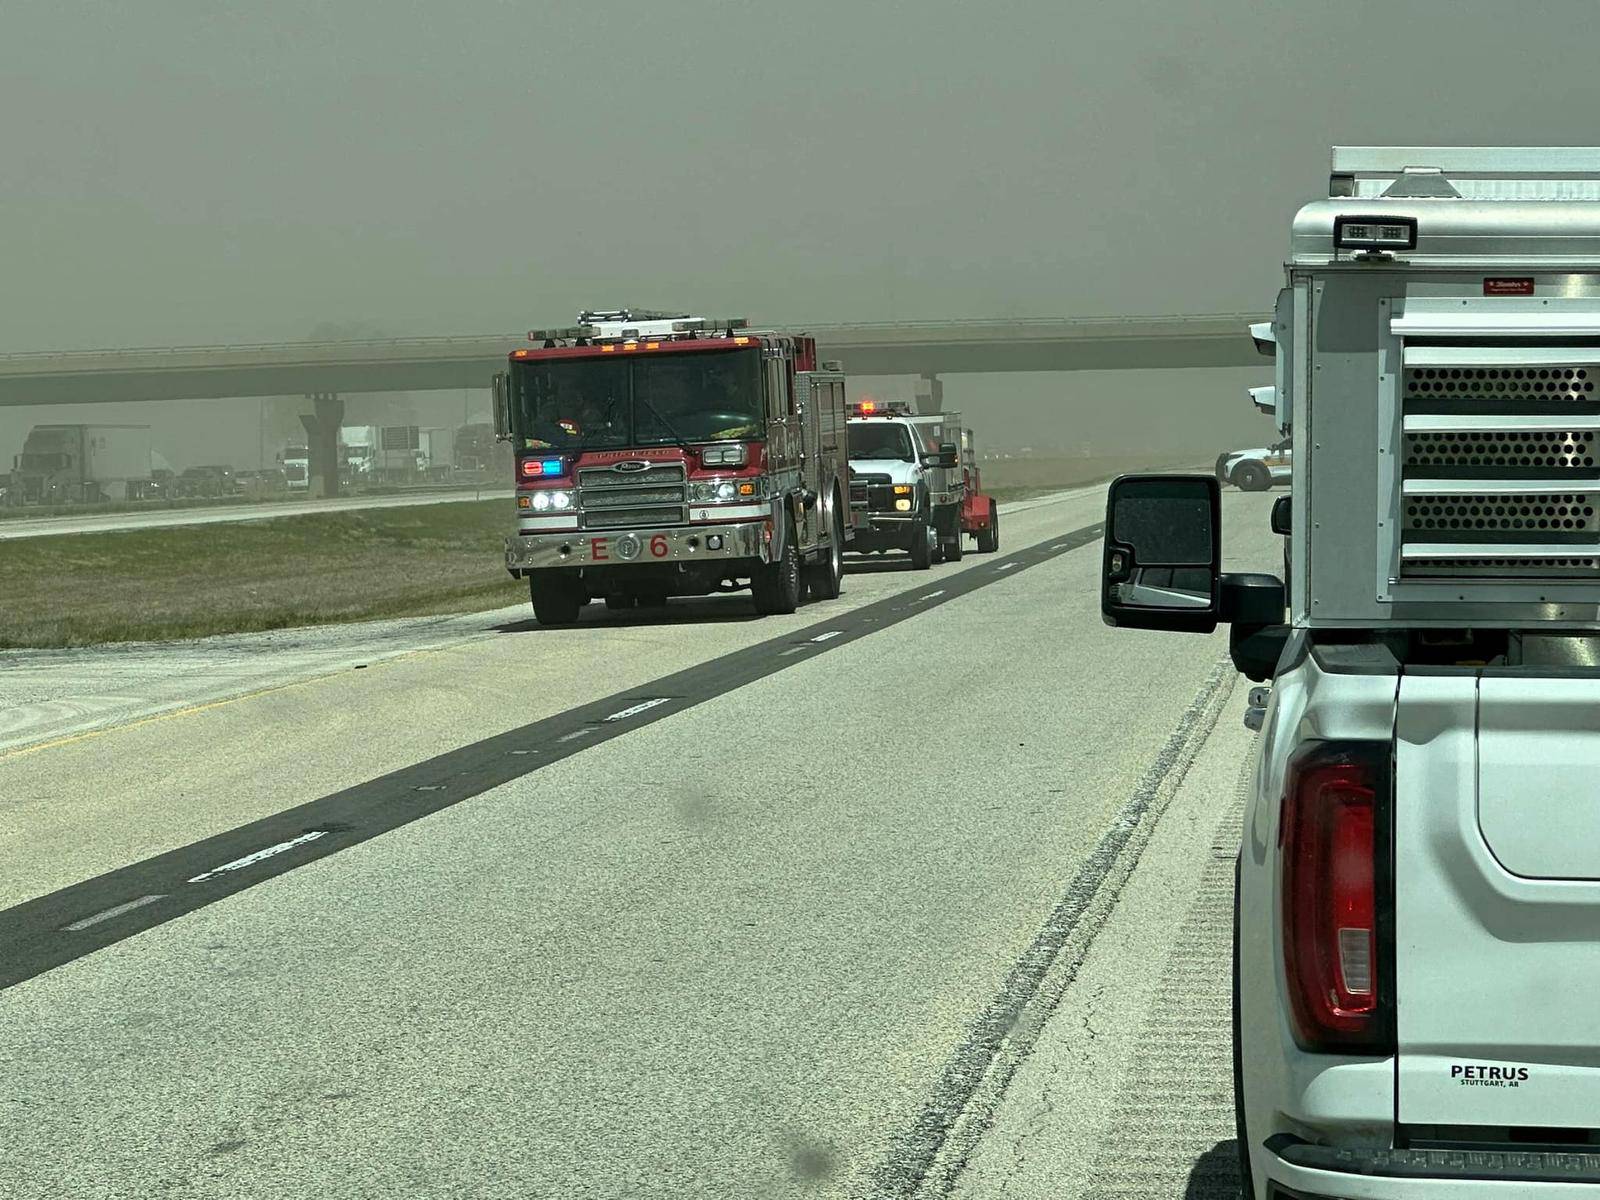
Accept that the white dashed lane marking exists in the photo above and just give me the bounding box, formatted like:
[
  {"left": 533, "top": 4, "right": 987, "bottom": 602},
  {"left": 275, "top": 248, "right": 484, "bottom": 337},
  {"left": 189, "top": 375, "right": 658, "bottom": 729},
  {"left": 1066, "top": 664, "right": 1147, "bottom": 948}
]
[
  {"left": 186, "top": 831, "right": 329, "bottom": 884},
  {"left": 63, "top": 895, "right": 166, "bottom": 932}
]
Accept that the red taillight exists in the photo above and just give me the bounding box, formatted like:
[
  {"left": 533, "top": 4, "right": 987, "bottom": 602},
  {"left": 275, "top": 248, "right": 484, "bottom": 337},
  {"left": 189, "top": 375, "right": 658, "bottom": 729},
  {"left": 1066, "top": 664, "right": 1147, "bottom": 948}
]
[{"left": 1281, "top": 743, "right": 1390, "bottom": 1053}]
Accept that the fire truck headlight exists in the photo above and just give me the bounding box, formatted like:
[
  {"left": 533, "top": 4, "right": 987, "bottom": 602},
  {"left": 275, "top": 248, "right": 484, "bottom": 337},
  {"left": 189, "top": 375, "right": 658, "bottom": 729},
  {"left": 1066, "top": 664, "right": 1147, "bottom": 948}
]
[
  {"left": 895, "top": 498, "right": 912, "bottom": 512},
  {"left": 715, "top": 482, "right": 737, "bottom": 500},
  {"left": 701, "top": 443, "right": 748, "bottom": 467},
  {"left": 532, "top": 490, "right": 572, "bottom": 512}
]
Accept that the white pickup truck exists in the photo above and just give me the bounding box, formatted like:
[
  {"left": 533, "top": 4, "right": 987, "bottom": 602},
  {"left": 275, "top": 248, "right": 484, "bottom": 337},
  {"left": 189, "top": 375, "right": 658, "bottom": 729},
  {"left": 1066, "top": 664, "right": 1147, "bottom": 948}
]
[{"left": 1103, "top": 146, "right": 1600, "bottom": 1200}]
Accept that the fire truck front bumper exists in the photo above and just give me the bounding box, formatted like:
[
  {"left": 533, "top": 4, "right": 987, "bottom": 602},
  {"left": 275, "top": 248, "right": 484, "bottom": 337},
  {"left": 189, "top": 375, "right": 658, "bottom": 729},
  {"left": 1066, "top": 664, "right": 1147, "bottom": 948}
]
[{"left": 505, "top": 521, "right": 772, "bottom": 573}]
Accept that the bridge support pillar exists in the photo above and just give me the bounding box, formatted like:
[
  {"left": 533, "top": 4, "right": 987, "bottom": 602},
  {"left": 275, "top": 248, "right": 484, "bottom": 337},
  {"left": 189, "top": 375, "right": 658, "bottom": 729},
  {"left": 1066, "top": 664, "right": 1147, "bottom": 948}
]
[
  {"left": 913, "top": 373, "right": 943, "bottom": 415},
  {"left": 300, "top": 393, "right": 344, "bottom": 498}
]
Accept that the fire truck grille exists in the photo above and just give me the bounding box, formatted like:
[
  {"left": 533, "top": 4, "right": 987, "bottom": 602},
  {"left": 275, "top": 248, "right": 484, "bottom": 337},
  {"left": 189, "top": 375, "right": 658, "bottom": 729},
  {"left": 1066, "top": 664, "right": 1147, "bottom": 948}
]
[
  {"left": 576, "top": 463, "right": 687, "bottom": 531},
  {"left": 1396, "top": 365, "right": 1600, "bottom": 581},
  {"left": 578, "top": 464, "right": 686, "bottom": 488}
]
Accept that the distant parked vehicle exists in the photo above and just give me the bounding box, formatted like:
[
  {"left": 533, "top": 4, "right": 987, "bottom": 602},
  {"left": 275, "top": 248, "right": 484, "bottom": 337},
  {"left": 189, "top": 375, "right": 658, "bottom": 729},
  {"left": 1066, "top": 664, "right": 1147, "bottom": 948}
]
[
  {"left": 178, "top": 465, "right": 238, "bottom": 498},
  {"left": 1215, "top": 438, "right": 1291, "bottom": 491},
  {"left": 235, "top": 469, "right": 288, "bottom": 498},
  {"left": 278, "top": 445, "right": 310, "bottom": 491},
  {"left": 9, "top": 424, "right": 154, "bottom": 505}
]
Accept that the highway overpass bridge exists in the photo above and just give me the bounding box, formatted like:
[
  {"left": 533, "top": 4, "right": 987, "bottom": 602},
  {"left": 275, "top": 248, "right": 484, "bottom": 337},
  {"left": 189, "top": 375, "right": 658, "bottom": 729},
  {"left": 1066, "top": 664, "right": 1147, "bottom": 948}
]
[{"left": 0, "top": 313, "right": 1268, "bottom": 408}]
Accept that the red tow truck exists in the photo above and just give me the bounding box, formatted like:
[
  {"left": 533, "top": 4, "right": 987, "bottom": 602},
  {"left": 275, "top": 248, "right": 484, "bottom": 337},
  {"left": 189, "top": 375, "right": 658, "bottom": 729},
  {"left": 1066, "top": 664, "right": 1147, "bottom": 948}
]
[{"left": 493, "top": 310, "right": 857, "bottom": 625}]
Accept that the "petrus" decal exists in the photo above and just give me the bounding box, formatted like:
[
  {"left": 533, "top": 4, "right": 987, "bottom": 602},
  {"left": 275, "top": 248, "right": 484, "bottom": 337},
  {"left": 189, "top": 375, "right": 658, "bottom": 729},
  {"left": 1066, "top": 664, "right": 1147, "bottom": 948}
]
[{"left": 1451, "top": 1064, "right": 1530, "bottom": 1088}]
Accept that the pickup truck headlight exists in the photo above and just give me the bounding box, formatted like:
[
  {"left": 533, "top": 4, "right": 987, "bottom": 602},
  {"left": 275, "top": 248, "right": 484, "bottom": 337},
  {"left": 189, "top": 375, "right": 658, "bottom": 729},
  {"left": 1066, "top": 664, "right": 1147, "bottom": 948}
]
[{"left": 701, "top": 443, "right": 748, "bottom": 467}]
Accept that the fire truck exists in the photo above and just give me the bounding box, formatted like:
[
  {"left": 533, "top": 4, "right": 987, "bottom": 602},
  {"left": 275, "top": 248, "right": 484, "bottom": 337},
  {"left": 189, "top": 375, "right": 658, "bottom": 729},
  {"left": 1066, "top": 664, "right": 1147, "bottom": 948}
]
[
  {"left": 846, "top": 400, "right": 984, "bottom": 566},
  {"left": 494, "top": 310, "right": 855, "bottom": 625}
]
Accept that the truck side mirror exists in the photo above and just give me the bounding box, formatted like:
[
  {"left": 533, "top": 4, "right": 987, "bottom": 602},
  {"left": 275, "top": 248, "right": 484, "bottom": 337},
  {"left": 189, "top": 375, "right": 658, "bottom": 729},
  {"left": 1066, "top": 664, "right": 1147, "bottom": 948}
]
[
  {"left": 922, "top": 443, "right": 959, "bottom": 468},
  {"left": 1101, "top": 473, "right": 1222, "bottom": 632},
  {"left": 491, "top": 373, "right": 511, "bottom": 443}
]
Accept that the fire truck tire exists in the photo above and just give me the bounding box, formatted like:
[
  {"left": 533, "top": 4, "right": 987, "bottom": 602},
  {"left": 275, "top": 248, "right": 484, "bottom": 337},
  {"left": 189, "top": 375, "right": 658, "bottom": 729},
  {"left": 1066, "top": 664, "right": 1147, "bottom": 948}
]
[
  {"left": 530, "top": 578, "right": 582, "bottom": 626},
  {"left": 805, "top": 507, "right": 845, "bottom": 601},
  {"left": 909, "top": 519, "right": 934, "bottom": 570},
  {"left": 977, "top": 503, "right": 999, "bottom": 553},
  {"left": 752, "top": 518, "right": 802, "bottom": 615}
]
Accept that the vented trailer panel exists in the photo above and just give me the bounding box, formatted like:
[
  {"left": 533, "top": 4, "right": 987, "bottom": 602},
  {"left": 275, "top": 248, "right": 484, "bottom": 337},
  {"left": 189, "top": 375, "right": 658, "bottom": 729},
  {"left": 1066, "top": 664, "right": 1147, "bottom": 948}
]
[
  {"left": 1380, "top": 297, "right": 1600, "bottom": 601},
  {"left": 1296, "top": 274, "right": 1600, "bottom": 626}
]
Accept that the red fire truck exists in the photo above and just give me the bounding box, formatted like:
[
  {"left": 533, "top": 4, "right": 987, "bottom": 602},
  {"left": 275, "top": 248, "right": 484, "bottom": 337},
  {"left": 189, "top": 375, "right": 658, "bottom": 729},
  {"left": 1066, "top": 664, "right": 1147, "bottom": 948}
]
[{"left": 494, "top": 310, "right": 856, "bottom": 625}]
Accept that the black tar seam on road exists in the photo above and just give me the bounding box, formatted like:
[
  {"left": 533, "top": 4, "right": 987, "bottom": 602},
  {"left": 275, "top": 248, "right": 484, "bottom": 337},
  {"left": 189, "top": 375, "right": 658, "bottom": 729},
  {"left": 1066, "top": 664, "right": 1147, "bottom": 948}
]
[
  {"left": 0, "top": 522, "right": 1103, "bottom": 993},
  {"left": 868, "top": 657, "right": 1234, "bottom": 1200}
]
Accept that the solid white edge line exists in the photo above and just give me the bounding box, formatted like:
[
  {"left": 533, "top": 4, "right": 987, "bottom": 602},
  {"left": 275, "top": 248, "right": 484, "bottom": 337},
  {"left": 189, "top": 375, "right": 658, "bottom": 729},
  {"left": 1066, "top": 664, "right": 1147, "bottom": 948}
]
[
  {"left": 810, "top": 630, "right": 843, "bottom": 643},
  {"left": 64, "top": 894, "right": 166, "bottom": 931},
  {"left": 186, "top": 830, "right": 329, "bottom": 884}
]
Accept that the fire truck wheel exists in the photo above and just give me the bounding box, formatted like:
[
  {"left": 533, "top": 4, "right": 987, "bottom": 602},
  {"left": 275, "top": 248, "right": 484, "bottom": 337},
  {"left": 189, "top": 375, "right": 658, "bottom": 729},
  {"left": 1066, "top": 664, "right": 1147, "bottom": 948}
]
[
  {"left": 752, "top": 518, "right": 802, "bottom": 615},
  {"left": 805, "top": 509, "right": 845, "bottom": 601},
  {"left": 977, "top": 503, "right": 999, "bottom": 553},
  {"left": 530, "top": 578, "right": 582, "bottom": 626},
  {"left": 909, "top": 519, "right": 934, "bottom": 570}
]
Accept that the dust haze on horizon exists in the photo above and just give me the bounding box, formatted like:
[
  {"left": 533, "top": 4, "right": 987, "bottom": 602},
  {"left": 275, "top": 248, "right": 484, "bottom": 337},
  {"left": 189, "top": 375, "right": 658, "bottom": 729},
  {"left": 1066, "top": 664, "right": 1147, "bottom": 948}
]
[{"left": 2, "top": 0, "right": 1596, "bottom": 466}]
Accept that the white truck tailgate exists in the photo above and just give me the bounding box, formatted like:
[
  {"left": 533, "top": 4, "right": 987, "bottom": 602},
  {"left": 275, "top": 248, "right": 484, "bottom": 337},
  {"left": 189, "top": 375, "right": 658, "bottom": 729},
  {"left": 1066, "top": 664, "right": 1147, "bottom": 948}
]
[{"left": 1396, "top": 671, "right": 1600, "bottom": 1127}]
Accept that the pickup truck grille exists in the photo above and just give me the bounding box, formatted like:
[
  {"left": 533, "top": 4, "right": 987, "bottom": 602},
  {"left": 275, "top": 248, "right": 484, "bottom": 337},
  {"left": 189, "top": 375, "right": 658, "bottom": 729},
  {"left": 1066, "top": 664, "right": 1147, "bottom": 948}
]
[
  {"left": 850, "top": 472, "right": 898, "bottom": 513},
  {"left": 1397, "top": 365, "right": 1600, "bottom": 580},
  {"left": 577, "top": 463, "right": 687, "bottom": 531}
]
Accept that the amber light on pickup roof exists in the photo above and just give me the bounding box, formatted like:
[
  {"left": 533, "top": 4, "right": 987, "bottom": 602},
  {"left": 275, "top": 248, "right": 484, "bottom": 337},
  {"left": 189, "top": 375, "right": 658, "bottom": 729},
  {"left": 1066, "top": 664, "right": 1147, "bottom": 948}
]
[{"left": 1280, "top": 742, "right": 1392, "bottom": 1053}]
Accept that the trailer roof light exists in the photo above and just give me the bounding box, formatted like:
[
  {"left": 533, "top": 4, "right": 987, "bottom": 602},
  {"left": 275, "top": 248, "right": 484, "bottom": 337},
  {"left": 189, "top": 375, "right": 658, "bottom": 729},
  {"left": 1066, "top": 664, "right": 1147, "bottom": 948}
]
[{"left": 1334, "top": 215, "right": 1417, "bottom": 251}]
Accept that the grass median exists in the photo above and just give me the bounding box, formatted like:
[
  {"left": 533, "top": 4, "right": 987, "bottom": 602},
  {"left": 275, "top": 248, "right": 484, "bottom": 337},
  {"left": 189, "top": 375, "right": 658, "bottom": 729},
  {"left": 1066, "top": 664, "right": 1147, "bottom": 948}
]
[
  {"left": 0, "top": 454, "right": 1207, "bottom": 650},
  {"left": 0, "top": 500, "right": 525, "bottom": 649}
]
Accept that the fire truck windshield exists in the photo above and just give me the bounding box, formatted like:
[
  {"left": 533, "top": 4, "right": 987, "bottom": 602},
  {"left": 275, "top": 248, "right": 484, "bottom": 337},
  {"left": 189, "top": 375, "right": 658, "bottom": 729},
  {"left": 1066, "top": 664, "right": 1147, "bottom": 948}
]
[
  {"left": 509, "top": 348, "right": 763, "bottom": 451},
  {"left": 848, "top": 423, "right": 915, "bottom": 461}
]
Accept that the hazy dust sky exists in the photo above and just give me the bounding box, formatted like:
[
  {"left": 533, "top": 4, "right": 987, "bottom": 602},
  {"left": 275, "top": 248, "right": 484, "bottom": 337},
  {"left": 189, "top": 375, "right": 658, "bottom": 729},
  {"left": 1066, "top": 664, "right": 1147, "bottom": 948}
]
[
  {"left": 6, "top": 0, "right": 1600, "bottom": 350},
  {"left": 4, "top": 1, "right": 1599, "bottom": 466}
]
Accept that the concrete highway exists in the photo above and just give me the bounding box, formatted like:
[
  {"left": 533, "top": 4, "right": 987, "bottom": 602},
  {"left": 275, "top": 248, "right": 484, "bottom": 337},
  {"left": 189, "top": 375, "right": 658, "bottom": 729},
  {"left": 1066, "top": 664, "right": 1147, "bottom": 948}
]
[
  {"left": 0, "top": 486, "right": 509, "bottom": 541},
  {"left": 0, "top": 484, "right": 1279, "bottom": 1199}
]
